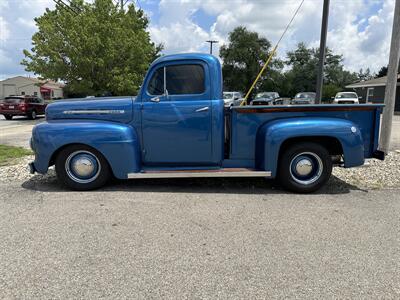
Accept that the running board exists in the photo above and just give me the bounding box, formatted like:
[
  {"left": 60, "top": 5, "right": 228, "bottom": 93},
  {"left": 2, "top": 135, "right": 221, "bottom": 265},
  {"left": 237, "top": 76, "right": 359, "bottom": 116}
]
[{"left": 127, "top": 168, "right": 272, "bottom": 179}]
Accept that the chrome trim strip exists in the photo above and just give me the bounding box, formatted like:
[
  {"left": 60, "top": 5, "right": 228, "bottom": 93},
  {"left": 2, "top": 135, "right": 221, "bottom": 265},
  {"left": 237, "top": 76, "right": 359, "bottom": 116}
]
[
  {"left": 128, "top": 171, "right": 272, "bottom": 179},
  {"left": 63, "top": 110, "right": 125, "bottom": 114},
  {"left": 195, "top": 106, "right": 209, "bottom": 112}
]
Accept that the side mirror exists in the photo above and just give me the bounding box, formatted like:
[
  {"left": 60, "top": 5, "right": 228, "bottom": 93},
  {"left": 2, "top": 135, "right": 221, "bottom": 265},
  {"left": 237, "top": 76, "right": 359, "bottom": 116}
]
[{"left": 234, "top": 97, "right": 239, "bottom": 100}]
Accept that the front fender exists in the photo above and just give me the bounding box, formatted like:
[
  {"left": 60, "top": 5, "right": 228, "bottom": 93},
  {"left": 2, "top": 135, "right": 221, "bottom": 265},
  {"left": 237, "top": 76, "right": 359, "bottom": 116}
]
[
  {"left": 32, "top": 120, "right": 141, "bottom": 179},
  {"left": 256, "top": 117, "right": 364, "bottom": 177}
]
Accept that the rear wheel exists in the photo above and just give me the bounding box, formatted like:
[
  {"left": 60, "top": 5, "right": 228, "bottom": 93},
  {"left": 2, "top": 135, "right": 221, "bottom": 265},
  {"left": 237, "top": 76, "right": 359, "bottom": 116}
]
[
  {"left": 278, "top": 142, "right": 332, "bottom": 193},
  {"left": 4, "top": 114, "right": 12, "bottom": 120},
  {"left": 28, "top": 110, "right": 37, "bottom": 120},
  {"left": 55, "top": 145, "right": 111, "bottom": 190}
]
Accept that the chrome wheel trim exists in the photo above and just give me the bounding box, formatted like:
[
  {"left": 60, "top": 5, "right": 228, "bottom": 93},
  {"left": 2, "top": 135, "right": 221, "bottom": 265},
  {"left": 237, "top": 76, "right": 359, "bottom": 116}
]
[
  {"left": 65, "top": 150, "right": 101, "bottom": 184},
  {"left": 31, "top": 111, "right": 36, "bottom": 119},
  {"left": 289, "top": 152, "right": 323, "bottom": 185}
]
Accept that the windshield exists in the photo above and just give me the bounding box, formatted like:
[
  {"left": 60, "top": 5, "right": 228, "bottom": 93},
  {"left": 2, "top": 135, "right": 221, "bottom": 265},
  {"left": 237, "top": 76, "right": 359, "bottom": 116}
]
[
  {"left": 295, "top": 93, "right": 315, "bottom": 99},
  {"left": 223, "top": 92, "right": 234, "bottom": 100},
  {"left": 4, "top": 97, "right": 24, "bottom": 104},
  {"left": 255, "top": 93, "right": 274, "bottom": 99},
  {"left": 336, "top": 93, "right": 357, "bottom": 99}
]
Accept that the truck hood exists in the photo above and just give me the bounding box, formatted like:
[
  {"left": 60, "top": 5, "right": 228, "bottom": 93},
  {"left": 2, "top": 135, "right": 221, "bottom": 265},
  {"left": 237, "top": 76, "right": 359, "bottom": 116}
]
[{"left": 45, "top": 96, "right": 135, "bottom": 123}]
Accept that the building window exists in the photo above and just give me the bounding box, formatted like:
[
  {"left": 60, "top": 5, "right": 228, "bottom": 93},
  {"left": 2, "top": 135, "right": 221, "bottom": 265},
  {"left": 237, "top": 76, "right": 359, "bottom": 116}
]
[
  {"left": 51, "top": 90, "right": 54, "bottom": 97},
  {"left": 366, "top": 88, "right": 374, "bottom": 103},
  {"left": 34, "top": 92, "right": 38, "bottom": 96},
  {"left": 21, "top": 91, "right": 25, "bottom": 95}
]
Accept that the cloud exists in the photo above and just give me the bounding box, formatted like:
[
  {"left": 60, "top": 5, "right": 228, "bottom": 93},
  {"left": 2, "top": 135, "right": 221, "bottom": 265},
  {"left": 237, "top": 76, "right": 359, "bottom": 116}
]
[
  {"left": 0, "top": 0, "right": 396, "bottom": 80},
  {"left": 0, "top": 16, "right": 10, "bottom": 41},
  {"left": 148, "top": 0, "right": 396, "bottom": 72},
  {"left": 0, "top": 0, "right": 55, "bottom": 80}
]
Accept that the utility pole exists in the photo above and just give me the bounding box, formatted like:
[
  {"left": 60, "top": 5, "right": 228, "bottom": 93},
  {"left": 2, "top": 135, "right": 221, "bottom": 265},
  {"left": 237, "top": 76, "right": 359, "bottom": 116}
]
[
  {"left": 120, "top": 0, "right": 124, "bottom": 10},
  {"left": 206, "top": 40, "right": 218, "bottom": 55},
  {"left": 315, "top": 0, "right": 330, "bottom": 104},
  {"left": 379, "top": 0, "right": 400, "bottom": 154}
]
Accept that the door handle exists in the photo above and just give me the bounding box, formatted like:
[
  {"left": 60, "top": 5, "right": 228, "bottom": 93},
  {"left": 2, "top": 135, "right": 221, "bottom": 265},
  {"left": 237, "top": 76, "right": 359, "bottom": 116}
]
[
  {"left": 150, "top": 96, "right": 160, "bottom": 102},
  {"left": 195, "top": 106, "right": 209, "bottom": 112}
]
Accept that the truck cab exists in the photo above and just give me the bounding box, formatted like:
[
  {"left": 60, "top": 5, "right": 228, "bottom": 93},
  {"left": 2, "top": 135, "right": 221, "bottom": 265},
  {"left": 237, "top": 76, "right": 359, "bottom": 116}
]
[{"left": 29, "top": 53, "right": 384, "bottom": 193}]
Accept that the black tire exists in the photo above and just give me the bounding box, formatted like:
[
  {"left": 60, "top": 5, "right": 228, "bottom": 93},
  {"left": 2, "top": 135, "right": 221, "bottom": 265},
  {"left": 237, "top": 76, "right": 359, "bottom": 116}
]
[
  {"left": 278, "top": 142, "right": 332, "bottom": 193},
  {"left": 55, "top": 144, "right": 111, "bottom": 190},
  {"left": 4, "top": 114, "right": 13, "bottom": 120},
  {"left": 28, "top": 110, "right": 37, "bottom": 120}
]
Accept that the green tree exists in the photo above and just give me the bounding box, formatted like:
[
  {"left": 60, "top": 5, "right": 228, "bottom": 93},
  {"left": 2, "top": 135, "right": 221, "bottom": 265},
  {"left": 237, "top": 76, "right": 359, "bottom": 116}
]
[
  {"left": 356, "top": 68, "right": 373, "bottom": 81},
  {"left": 219, "top": 26, "right": 282, "bottom": 97},
  {"left": 376, "top": 66, "right": 388, "bottom": 78},
  {"left": 285, "top": 42, "right": 318, "bottom": 96},
  {"left": 285, "top": 43, "right": 359, "bottom": 100},
  {"left": 22, "top": 0, "right": 161, "bottom": 96}
]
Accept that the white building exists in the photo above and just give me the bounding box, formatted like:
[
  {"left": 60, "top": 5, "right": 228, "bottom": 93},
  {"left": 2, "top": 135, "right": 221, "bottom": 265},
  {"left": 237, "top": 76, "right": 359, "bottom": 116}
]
[{"left": 0, "top": 76, "right": 64, "bottom": 100}]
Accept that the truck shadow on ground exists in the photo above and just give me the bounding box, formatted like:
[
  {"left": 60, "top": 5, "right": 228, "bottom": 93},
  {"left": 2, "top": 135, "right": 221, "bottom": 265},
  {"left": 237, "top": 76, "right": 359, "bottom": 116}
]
[{"left": 22, "top": 173, "right": 366, "bottom": 195}]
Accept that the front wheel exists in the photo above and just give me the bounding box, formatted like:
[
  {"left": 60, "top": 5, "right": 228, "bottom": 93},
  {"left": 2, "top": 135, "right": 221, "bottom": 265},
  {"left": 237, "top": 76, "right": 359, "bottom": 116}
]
[
  {"left": 4, "top": 114, "right": 13, "bottom": 120},
  {"left": 55, "top": 145, "right": 111, "bottom": 190},
  {"left": 278, "top": 142, "right": 332, "bottom": 193}
]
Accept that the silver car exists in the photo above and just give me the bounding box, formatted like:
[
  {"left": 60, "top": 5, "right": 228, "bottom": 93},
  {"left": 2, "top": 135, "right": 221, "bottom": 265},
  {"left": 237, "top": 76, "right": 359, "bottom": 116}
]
[
  {"left": 292, "top": 92, "right": 316, "bottom": 105},
  {"left": 223, "top": 92, "right": 243, "bottom": 107}
]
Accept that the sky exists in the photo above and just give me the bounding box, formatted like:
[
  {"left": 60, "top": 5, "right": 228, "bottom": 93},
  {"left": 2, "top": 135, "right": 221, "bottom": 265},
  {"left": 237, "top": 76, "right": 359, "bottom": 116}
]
[{"left": 0, "top": 0, "right": 396, "bottom": 80}]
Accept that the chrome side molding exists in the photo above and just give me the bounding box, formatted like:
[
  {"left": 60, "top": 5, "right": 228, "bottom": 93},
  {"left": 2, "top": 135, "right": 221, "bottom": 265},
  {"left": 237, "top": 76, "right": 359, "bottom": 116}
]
[
  {"left": 63, "top": 110, "right": 125, "bottom": 114},
  {"left": 128, "top": 170, "right": 272, "bottom": 179}
]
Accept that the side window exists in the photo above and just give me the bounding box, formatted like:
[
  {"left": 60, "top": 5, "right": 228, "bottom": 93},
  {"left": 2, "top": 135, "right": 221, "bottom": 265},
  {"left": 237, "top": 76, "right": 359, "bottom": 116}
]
[
  {"left": 147, "top": 67, "right": 164, "bottom": 95},
  {"left": 166, "top": 64, "right": 204, "bottom": 95}
]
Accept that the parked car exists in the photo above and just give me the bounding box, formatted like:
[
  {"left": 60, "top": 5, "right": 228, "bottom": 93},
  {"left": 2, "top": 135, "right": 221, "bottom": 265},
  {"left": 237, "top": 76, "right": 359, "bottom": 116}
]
[
  {"left": 333, "top": 92, "right": 360, "bottom": 104},
  {"left": 223, "top": 92, "right": 242, "bottom": 107},
  {"left": 251, "top": 92, "right": 280, "bottom": 105},
  {"left": 29, "top": 53, "right": 384, "bottom": 193},
  {"left": 292, "top": 92, "right": 316, "bottom": 105},
  {"left": 0, "top": 95, "right": 46, "bottom": 120}
]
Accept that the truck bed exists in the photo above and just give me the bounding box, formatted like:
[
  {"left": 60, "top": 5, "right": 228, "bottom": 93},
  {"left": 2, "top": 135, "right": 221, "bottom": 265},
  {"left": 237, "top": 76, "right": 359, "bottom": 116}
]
[{"left": 227, "top": 104, "right": 383, "bottom": 164}]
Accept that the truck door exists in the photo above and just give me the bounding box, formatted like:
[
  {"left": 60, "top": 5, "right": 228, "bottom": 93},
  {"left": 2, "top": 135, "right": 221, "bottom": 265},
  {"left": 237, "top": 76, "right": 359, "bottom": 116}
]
[{"left": 141, "top": 61, "right": 214, "bottom": 165}]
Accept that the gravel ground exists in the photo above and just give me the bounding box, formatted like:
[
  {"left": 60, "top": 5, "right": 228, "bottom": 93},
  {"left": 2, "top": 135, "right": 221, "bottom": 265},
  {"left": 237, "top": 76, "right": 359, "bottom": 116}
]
[{"left": 1, "top": 152, "right": 399, "bottom": 190}]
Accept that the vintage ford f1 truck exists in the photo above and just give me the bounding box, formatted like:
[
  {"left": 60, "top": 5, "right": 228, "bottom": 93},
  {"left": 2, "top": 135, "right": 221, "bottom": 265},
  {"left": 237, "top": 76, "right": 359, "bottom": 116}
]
[{"left": 29, "top": 53, "right": 384, "bottom": 193}]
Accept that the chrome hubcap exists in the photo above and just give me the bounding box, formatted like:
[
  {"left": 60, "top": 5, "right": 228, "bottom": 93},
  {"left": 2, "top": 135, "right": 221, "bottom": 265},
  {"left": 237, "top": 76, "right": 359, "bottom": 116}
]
[
  {"left": 65, "top": 150, "right": 100, "bottom": 183},
  {"left": 290, "top": 152, "right": 323, "bottom": 185},
  {"left": 295, "top": 159, "right": 313, "bottom": 176},
  {"left": 71, "top": 157, "right": 95, "bottom": 177}
]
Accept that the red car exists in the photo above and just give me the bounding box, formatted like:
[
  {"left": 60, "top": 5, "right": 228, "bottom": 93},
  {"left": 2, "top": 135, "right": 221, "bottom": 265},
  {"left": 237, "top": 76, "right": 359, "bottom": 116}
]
[{"left": 0, "top": 95, "right": 47, "bottom": 120}]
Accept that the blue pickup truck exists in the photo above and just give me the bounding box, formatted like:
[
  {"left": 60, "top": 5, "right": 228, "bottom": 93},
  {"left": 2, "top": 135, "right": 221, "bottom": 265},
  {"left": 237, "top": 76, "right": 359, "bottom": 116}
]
[{"left": 29, "top": 53, "right": 384, "bottom": 193}]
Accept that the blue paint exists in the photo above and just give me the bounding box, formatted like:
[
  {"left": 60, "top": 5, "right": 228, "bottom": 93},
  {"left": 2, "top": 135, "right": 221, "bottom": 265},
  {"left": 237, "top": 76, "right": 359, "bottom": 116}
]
[
  {"left": 31, "top": 53, "right": 383, "bottom": 182},
  {"left": 32, "top": 120, "right": 141, "bottom": 179},
  {"left": 255, "top": 117, "right": 365, "bottom": 177}
]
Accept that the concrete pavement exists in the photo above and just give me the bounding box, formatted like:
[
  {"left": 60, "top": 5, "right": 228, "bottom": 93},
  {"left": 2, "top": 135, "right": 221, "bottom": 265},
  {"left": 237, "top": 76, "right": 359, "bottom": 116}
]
[
  {"left": 0, "top": 115, "right": 44, "bottom": 148},
  {"left": 0, "top": 178, "right": 399, "bottom": 298}
]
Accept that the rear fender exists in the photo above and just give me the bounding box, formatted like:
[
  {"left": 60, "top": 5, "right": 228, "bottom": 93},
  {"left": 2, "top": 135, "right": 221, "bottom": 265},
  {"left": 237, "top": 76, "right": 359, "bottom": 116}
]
[
  {"left": 256, "top": 117, "right": 364, "bottom": 177},
  {"left": 32, "top": 120, "right": 141, "bottom": 179}
]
